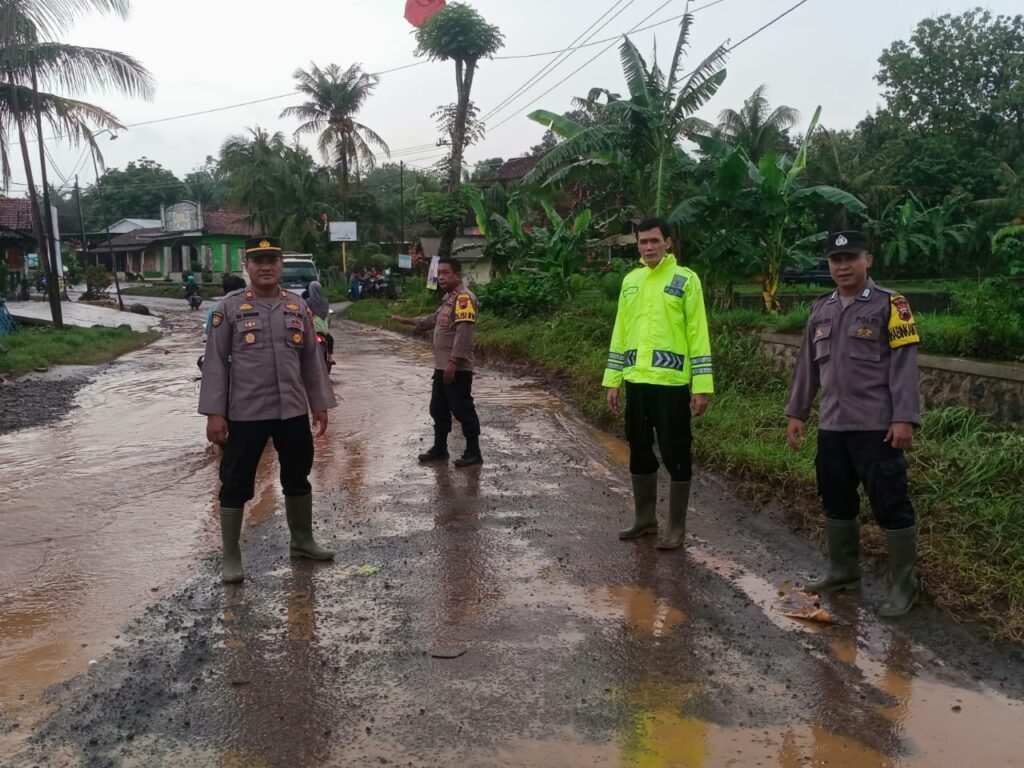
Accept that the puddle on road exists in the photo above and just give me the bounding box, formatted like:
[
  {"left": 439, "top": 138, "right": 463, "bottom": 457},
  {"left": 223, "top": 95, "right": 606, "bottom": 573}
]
[{"left": 591, "top": 585, "right": 688, "bottom": 638}]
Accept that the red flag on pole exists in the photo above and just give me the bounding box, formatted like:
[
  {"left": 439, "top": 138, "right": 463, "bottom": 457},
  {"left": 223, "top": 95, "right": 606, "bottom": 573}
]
[{"left": 405, "top": 0, "right": 445, "bottom": 27}]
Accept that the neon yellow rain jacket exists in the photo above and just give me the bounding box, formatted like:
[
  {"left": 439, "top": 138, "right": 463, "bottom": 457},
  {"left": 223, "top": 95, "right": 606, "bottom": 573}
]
[{"left": 602, "top": 254, "right": 714, "bottom": 394}]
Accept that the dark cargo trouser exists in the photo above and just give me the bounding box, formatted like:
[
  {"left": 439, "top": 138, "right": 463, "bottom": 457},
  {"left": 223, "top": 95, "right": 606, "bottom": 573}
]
[
  {"left": 624, "top": 382, "right": 693, "bottom": 482},
  {"left": 430, "top": 370, "right": 480, "bottom": 439},
  {"left": 219, "top": 415, "right": 314, "bottom": 508},
  {"left": 816, "top": 429, "right": 915, "bottom": 530}
]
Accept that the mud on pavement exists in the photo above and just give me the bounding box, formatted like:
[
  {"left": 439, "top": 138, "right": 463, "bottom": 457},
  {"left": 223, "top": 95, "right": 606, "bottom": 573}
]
[{"left": 7, "top": 319, "right": 1024, "bottom": 767}]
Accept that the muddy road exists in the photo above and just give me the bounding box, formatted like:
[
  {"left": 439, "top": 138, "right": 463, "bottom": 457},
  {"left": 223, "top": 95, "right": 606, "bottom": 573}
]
[{"left": 3, "top": 314, "right": 1024, "bottom": 767}]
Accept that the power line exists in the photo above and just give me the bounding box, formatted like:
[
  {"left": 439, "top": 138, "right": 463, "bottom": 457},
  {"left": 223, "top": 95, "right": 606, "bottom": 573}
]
[
  {"left": 487, "top": 0, "right": 814, "bottom": 135},
  {"left": 491, "top": 0, "right": 730, "bottom": 60},
  {"left": 481, "top": 0, "right": 638, "bottom": 123}
]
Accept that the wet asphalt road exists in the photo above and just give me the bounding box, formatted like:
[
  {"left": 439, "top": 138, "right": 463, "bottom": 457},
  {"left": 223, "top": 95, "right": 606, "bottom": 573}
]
[{"left": 3, "top": 313, "right": 1024, "bottom": 767}]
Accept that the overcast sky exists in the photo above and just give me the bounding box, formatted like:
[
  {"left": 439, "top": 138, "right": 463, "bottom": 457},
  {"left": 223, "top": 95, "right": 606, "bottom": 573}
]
[{"left": 11, "top": 0, "right": 1023, "bottom": 198}]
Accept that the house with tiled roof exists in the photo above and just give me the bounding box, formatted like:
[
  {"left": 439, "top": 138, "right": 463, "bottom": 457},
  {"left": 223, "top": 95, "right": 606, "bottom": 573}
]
[
  {"left": 0, "top": 197, "right": 37, "bottom": 276},
  {"left": 86, "top": 202, "right": 260, "bottom": 279}
]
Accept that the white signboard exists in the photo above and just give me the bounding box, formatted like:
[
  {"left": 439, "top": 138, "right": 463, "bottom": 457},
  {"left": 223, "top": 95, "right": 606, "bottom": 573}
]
[
  {"left": 426, "top": 255, "right": 440, "bottom": 291},
  {"left": 398, "top": 254, "right": 413, "bottom": 270},
  {"left": 329, "top": 221, "right": 358, "bottom": 242},
  {"left": 163, "top": 201, "right": 202, "bottom": 233}
]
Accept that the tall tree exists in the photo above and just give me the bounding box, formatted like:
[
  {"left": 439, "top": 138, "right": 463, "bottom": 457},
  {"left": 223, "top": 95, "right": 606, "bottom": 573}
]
[
  {"left": 415, "top": 2, "right": 503, "bottom": 256},
  {"left": 714, "top": 83, "right": 798, "bottom": 162},
  {"left": 183, "top": 156, "right": 225, "bottom": 210},
  {"left": 281, "top": 62, "right": 389, "bottom": 216},
  {"left": 83, "top": 158, "right": 183, "bottom": 225},
  {"left": 220, "top": 127, "right": 288, "bottom": 235},
  {"left": 876, "top": 9, "right": 1024, "bottom": 160}
]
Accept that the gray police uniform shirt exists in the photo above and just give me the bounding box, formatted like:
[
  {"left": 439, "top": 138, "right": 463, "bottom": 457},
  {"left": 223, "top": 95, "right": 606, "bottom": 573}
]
[
  {"left": 785, "top": 279, "right": 921, "bottom": 431},
  {"left": 414, "top": 282, "right": 478, "bottom": 371},
  {"left": 198, "top": 288, "right": 337, "bottom": 421}
]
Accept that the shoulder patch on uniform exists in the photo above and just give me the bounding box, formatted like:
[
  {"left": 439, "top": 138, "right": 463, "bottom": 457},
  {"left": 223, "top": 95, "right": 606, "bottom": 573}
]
[
  {"left": 211, "top": 311, "right": 224, "bottom": 328},
  {"left": 888, "top": 294, "right": 920, "bottom": 348},
  {"left": 454, "top": 292, "right": 476, "bottom": 323}
]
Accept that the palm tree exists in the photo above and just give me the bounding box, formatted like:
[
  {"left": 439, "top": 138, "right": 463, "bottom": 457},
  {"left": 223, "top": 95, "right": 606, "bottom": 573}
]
[
  {"left": 714, "top": 83, "right": 798, "bottom": 163},
  {"left": 525, "top": 12, "right": 728, "bottom": 224},
  {"left": 220, "top": 127, "right": 289, "bottom": 235},
  {"left": 0, "top": 2, "right": 152, "bottom": 325},
  {"left": 806, "top": 127, "right": 897, "bottom": 225},
  {"left": 281, "top": 63, "right": 389, "bottom": 216}
]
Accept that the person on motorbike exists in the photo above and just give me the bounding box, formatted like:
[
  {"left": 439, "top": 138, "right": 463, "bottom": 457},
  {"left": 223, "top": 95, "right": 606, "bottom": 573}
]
[
  {"left": 185, "top": 274, "right": 202, "bottom": 309},
  {"left": 305, "top": 280, "right": 334, "bottom": 366}
]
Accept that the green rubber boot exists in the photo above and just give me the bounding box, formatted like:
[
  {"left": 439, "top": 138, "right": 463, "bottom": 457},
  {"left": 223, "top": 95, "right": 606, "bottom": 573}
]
[
  {"left": 656, "top": 481, "right": 689, "bottom": 550},
  {"left": 619, "top": 473, "right": 659, "bottom": 540},
  {"left": 285, "top": 494, "right": 335, "bottom": 561},
  {"left": 220, "top": 507, "right": 244, "bottom": 584},
  {"left": 878, "top": 526, "right": 919, "bottom": 618},
  {"left": 806, "top": 518, "right": 861, "bottom": 593}
]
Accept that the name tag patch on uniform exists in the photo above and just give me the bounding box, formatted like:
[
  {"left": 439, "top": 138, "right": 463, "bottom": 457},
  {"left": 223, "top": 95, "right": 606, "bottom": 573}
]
[
  {"left": 211, "top": 311, "right": 223, "bottom": 328},
  {"left": 888, "top": 294, "right": 920, "bottom": 348},
  {"left": 454, "top": 293, "right": 476, "bottom": 323},
  {"left": 664, "top": 275, "right": 688, "bottom": 297}
]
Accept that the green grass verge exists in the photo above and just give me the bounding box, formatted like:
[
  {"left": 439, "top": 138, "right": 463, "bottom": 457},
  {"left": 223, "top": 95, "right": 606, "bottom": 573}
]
[
  {"left": 347, "top": 294, "right": 1024, "bottom": 642},
  {"left": 122, "top": 283, "right": 223, "bottom": 299},
  {"left": 0, "top": 325, "right": 158, "bottom": 376}
]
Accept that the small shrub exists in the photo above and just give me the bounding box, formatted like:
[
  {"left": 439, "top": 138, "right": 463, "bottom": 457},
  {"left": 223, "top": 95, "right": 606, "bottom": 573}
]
[
  {"left": 83, "top": 265, "right": 112, "bottom": 300},
  {"left": 477, "top": 274, "right": 561, "bottom": 319},
  {"left": 600, "top": 271, "right": 624, "bottom": 301}
]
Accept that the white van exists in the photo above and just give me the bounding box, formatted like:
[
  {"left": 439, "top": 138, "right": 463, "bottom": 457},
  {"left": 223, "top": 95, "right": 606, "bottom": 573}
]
[{"left": 281, "top": 256, "right": 319, "bottom": 295}]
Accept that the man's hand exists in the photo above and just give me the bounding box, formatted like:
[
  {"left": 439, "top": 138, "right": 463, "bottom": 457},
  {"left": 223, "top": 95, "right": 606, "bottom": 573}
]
[
  {"left": 206, "top": 415, "right": 228, "bottom": 446},
  {"left": 607, "top": 387, "right": 621, "bottom": 415},
  {"left": 885, "top": 422, "right": 913, "bottom": 450},
  {"left": 691, "top": 393, "right": 709, "bottom": 417},
  {"left": 389, "top": 314, "right": 414, "bottom": 326},
  {"left": 443, "top": 360, "right": 458, "bottom": 384},
  {"left": 786, "top": 417, "right": 806, "bottom": 452},
  {"left": 312, "top": 410, "right": 329, "bottom": 437}
]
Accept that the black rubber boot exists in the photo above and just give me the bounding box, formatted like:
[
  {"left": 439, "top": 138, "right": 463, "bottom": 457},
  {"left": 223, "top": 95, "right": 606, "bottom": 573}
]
[
  {"left": 418, "top": 430, "right": 449, "bottom": 463},
  {"left": 454, "top": 434, "right": 483, "bottom": 468},
  {"left": 619, "top": 473, "right": 658, "bottom": 540},
  {"left": 878, "top": 526, "right": 919, "bottom": 618},
  {"left": 285, "top": 494, "right": 335, "bottom": 561},
  {"left": 806, "top": 518, "right": 861, "bottom": 593},
  {"left": 220, "top": 507, "right": 244, "bottom": 584},
  {"left": 656, "top": 481, "right": 689, "bottom": 550}
]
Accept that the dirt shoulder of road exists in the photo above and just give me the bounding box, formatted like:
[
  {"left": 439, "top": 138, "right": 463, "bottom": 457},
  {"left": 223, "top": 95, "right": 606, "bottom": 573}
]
[
  {"left": 0, "top": 326, "right": 159, "bottom": 434},
  {"left": 344, "top": 298, "right": 1024, "bottom": 644}
]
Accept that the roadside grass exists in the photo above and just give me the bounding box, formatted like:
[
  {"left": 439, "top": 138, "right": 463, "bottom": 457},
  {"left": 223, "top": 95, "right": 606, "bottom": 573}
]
[
  {"left": 0, "top": 325, "right": 158, "bottom": 376},
  {"left": 348, "top": 294, "right": 1024, "bottom": 641},
  {"left": 122, "top": 283, "right": 223, "bottom": 300}
]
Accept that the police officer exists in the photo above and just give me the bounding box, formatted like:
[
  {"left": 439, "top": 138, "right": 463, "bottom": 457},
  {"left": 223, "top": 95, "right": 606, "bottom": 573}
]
[
  {"left": 785, "top": 230, "right": 921, "bottom": 617},
  {"left": 390, "top": 256, "right": 482, "bottom": 467},
  {"left": 199, "top": 236, "right": 338, "bottom": 583},
  {"left": 603, "top": 217, "right": 714, "bottom": 550}
]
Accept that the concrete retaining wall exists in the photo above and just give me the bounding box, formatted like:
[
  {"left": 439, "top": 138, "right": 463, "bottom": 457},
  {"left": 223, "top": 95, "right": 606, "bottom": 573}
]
[{"left": 760, "top": 331, "right": 1024, "bottom": 428}]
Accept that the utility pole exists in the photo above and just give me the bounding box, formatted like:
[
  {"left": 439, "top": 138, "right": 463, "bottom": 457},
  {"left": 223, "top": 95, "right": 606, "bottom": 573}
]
[
  {"left": 89, "top": 151, "right": 125, "bottom": 312},
  {"left": 74, "top": 176, "right": 88, "bottom": 276}
]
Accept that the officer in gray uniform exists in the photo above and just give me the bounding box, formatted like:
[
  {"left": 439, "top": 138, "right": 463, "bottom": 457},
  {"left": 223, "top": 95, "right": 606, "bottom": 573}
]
[
  {"left": 199, "top": 236, "right": 337, "bottom": 583},
  {"left": 785, "top": 230, "right": 922, "bottom": 617},
  {"left": 390, "top": 256, "right": 482, "bottom": 467}
]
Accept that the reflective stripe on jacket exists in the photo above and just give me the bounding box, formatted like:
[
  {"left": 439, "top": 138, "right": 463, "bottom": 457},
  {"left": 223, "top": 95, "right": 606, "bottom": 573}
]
[{"left": 601, "top": 254, "right": 714, "bottom": 393}]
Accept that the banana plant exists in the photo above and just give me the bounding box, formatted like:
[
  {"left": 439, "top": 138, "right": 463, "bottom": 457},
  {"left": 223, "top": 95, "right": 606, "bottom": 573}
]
[{"left": 673, "top": 106, "right": 866, "bottom": 313}]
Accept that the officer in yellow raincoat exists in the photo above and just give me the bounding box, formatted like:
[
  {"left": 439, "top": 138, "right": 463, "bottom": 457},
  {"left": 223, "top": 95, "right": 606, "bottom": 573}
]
[{"left": 603, "top": 218, "right": 713, "bottom": 550}]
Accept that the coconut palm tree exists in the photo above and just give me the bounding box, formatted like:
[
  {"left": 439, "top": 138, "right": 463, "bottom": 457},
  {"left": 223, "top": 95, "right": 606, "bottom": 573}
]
[
  {"left": 526, "top": 12, "right": 728, "bottom": 224},
  {"left": 281, "top": 63, "right": 389, "bottom": 216},
  {"left": 714, "top": 83, "right": 798, "bottom": 163},
  {"left": 220, "top": 127, "right": 290, "bottom": 235},
  {"left": 0, "top": 2, "right": 152, "bottom": 325}
]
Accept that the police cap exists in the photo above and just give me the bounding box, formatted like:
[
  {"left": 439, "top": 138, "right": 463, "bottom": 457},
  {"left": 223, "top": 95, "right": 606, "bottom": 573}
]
[
  {"left": 245, "top": 236, "right": 283, "bottom": 258},
  {"left": 824, "top": 230, "right": 869, "bottom": 257}
]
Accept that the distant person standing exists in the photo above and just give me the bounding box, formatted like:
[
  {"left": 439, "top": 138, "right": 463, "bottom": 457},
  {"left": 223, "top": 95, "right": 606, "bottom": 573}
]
[
  {"left": 199, "top": 237, "right": 337, "bottom": 584},
  {"left": 389, "top": 257, "right": 482, "bottom": 467},
  {"left": 603, "top": 218, "right": 713, "bottom": 551},
  {"left": 785, "top": 230, "right": 922, "bottom": 617}
]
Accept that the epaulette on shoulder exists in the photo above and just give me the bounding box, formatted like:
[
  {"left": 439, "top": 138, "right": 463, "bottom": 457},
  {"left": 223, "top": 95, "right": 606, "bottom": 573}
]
[{"left": 872, "top": 284, "right": 899, "bottom": 297}]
